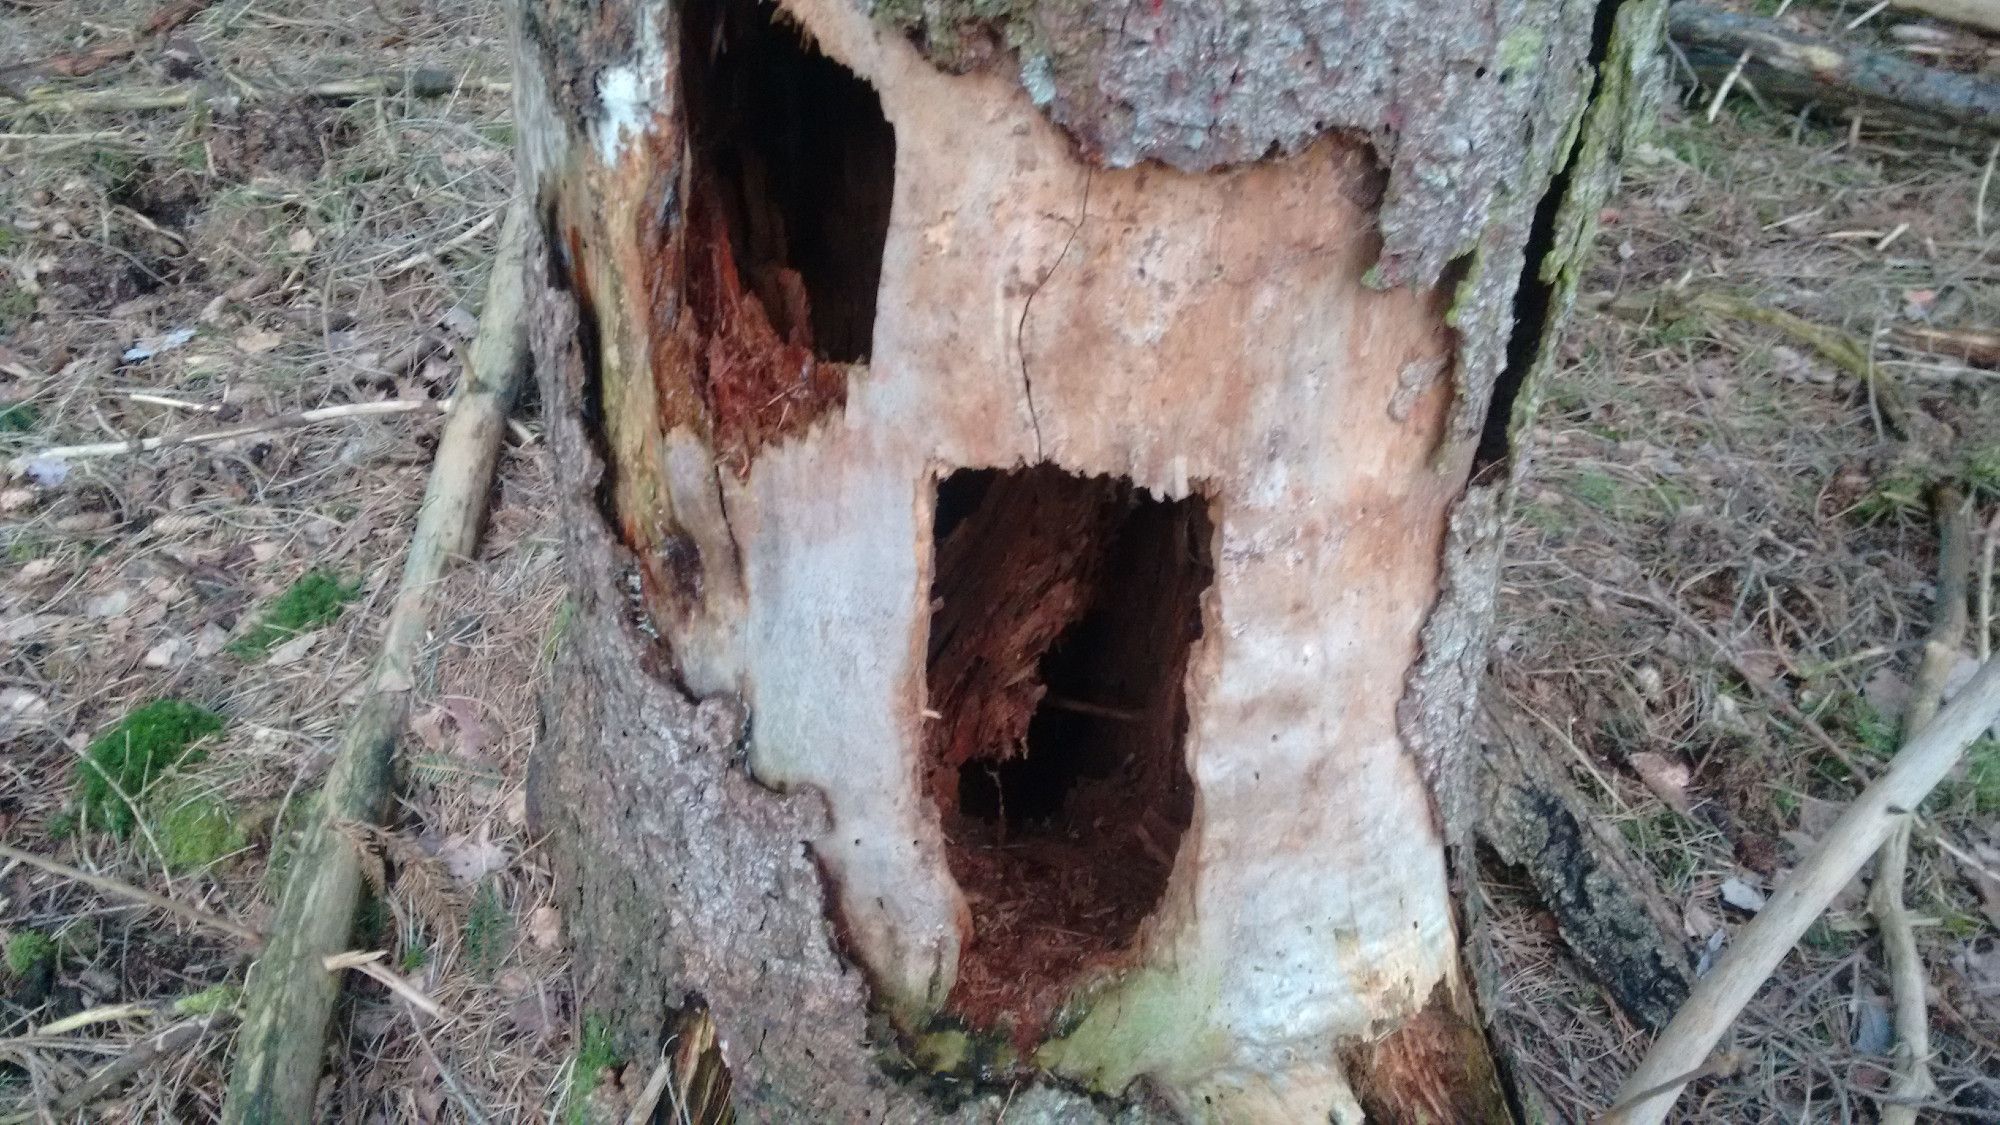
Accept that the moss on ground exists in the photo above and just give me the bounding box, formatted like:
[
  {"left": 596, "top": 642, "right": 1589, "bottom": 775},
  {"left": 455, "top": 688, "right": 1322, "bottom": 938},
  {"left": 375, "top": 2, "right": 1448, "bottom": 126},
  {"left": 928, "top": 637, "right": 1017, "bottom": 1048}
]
[
  {"left": 0, "top": 402, "right": 38, "bottom": 434},
  {"left": 149, "top": 786, "right": 250, "bottom": 871},
  {"left": 5, "top": 930, "right": 56, "bottom": 977},
  {"left": 563, "top": 1016, "right": 623, "bottom": 1125},
  {"left": 228, "top": 569, "right": 361, "bottom": 658},
  {"left": 74, "top": 700, "right": 225, "bottom": 836},
  {"left": 174, "top": 983, "right": 242, "bottom": 1015}
]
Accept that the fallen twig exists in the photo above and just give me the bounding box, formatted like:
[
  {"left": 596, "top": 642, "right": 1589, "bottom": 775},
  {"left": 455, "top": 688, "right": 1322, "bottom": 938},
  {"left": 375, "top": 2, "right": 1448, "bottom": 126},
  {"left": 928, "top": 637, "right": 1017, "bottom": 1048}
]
[
  {"left": 1890, "top": 325, "right": 2000, "bottom": 371},
  {"left": 1670, "top": 2, "right": 2000, "bottom": 134},
  {"left": 1869, "top": 487, "right": 1969, "bottom": 1124},
  {"left": 1, "top": 69, "right": 508, "bottom": 116},
  {"left": 1604, "top": 655, "right": 2000, "bottom": 1124},
  {"left": 384, "top": 211, "right": 499, "bottom": 277},
  {"left": 322, "top": 950, "right": 444, "bottom": 1018},
  {"left": 1599, "top": 290, "right": 1918, "bottom": 440},
  {"left": 49, "top": 1014, "right": 231, "bottom": 1117},
  {"left": 0, "top": 842, "right": 263, "bottom": 947},
  {"left": 8, "top": 399, "right": 442, "bottom": 476},
  {"left": 22, "top": 0, "right": 212, "bottom": 80},
  {"left": 1887, "top": 0, "right": 2000, "bottom": 34},
  {"left": 222, "top": 201, "right": 530, "bottom": 1125}
]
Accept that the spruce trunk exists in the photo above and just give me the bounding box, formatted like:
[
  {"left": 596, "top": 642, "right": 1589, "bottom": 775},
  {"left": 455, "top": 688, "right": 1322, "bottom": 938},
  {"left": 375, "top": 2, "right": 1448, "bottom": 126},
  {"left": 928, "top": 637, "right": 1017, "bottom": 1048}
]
[{"left": 513, "top": 0, "right": 1666, "bottom": 1114}]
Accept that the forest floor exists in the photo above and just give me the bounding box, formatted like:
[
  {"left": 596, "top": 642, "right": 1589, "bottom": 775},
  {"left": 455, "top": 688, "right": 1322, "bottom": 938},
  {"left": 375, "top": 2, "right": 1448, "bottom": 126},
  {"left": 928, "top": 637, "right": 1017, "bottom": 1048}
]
[{"left": 0, "top": 0, "right": 1996, "bottom": 1121}]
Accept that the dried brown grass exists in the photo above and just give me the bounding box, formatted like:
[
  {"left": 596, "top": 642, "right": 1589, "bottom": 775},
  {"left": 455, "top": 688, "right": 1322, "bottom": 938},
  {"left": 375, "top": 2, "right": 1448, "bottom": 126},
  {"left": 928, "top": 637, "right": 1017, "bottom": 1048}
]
[{"left": 0, "top": 0, "right": 576, "bottom": 1119}]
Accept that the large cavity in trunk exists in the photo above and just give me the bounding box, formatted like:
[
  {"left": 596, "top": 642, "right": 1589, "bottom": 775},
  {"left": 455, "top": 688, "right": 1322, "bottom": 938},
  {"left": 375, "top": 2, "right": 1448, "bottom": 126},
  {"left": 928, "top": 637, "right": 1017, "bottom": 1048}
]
[
  {"left": 680, "top": 0, "right": 895, "bottom": 365},
  {"left": 923, "top": 465, "right": 1210, "bottom": 1039},
  {"left": 673, "top": 0, "right": 895, "bottom": 470}
]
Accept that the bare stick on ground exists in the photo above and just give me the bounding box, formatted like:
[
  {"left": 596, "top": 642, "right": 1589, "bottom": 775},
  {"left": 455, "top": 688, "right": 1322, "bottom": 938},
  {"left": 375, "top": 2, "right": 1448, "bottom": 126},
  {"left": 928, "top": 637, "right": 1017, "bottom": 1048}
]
[
  {"left": 220, "top": 201, "right": 530, "bottom": 1125},
  {"left": 1599, "top": 290, "right": 1917, "bottom": 439},
  {"left": 1670, "top": 2, "right": 2000, "bottom": 133},
  {"left": 50, "top": 1015, "right": 233, "bottom": 1116},
  {"left": 8, "top": 400, "right": 443, "bottom": 476},
  {"left": 1870, "top": 487, "right": 1971, "bottom": 1124},
  {"left": 1886, "top": 0, "right": 2000, "bottom": 34},
  {"left": 1, "top": 70, "right": 506, "bottom": 117},
  {"left": 0, "top": 841, "right": 262, "bottom": 947},
  {"left": 1605, "top": 652, "right": 2000, "bottom": 1124}
]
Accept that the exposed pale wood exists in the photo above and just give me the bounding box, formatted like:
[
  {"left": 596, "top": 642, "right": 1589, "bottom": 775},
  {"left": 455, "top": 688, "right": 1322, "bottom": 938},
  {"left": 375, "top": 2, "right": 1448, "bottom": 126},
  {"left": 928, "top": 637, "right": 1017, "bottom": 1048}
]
[
  {"left": 516, "top": 0, "right": 1668, "bottom": 1111},
  {"left": 1606, "top": 655, "right": 2000, "bottom": 1125},
  {"left": 220, "top": 203, "right": 529, "bottom": 1125}
]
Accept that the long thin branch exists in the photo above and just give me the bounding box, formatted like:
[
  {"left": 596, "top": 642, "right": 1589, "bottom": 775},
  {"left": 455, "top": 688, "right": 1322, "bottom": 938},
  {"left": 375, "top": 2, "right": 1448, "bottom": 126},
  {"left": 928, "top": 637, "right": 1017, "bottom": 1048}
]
[
  {"left": 220, "top": 200, "right": 529, "bottom": 1125},
  {"left": 0, "top": 841, "right": 262, "bottom": 947},
  {"left": 1605, "top": 654, "right": 2000, "bottom": 1124},
  {"left": 8, "top": 400, "right": 441, "bottom": 476},
  {"left": 1, "top": 69, "right": 507, "bottom": 117},
  {"left": 1870, "top": 487, "right": 1970, "bottom": 1124}
]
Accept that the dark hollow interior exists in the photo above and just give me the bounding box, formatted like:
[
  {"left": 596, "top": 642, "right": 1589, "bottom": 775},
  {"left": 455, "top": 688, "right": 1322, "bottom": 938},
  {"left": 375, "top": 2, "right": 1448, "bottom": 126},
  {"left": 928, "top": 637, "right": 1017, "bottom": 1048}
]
[
  {"left": 679, "top": 0, "right": 895, "bottom": 364},
  {"left": 924, "top": 465, "right": 1210, "bottom": 1040}
]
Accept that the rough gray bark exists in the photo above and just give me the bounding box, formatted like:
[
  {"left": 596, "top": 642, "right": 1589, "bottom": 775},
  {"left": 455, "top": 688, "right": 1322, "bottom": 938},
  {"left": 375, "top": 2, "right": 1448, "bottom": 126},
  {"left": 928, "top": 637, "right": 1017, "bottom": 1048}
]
[{"left": 513, "top": 0, "right": 1669, "bottom": 1115}]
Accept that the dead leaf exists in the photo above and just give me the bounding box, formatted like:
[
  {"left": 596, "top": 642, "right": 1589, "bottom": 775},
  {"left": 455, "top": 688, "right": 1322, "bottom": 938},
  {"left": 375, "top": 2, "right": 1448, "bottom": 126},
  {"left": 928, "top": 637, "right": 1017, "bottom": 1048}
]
[
  {"left": 142, "top": 637, "right": 186, "bottom": 668},
  {"left": 526, "top": 906, "right": 560, "bottom": 949},
  {"left": 1, "top": 688, "right": 50, "bottom": 731},
  {"left": 411, "top": 706, "right": 451, "bottom": 752},
  {"left": 235, "top": 328, "right": 283, "bottom": 354},
  {"left": 1720, "top": 877, "right": 1766, "bottom": 913},
  {"left": 1683, "top": 900, "right": 1718, "bottom": 939},
  {"left": 1630, "top": 751, "right": 1693, "bottom": 815},
  {"left": 440, "top": 697, "right": 489, "bottom": 760},
  {"left": 85, "top": 589, "right": 133, "bottom": 618},
  {"left": 1863, "top": 666, "right": 1909, "bottom": 717},
  {"left": 266, "top": 630, "right": 319, "bottom": 667},
  {"left": 438, "top": 825, "right": 507, "bottom": 884},
  {"left": 1851, "top": 991, "right": 1893, "bottom": 1054},
  {"left": 1696, "top": 927, "right": 1727, "bottom": 976},
  {"left": 286, "top": 228, "right": 316, "bottom": 254},
  {"left": 192, "top": 623, "right": 229, "bottom": 658}
]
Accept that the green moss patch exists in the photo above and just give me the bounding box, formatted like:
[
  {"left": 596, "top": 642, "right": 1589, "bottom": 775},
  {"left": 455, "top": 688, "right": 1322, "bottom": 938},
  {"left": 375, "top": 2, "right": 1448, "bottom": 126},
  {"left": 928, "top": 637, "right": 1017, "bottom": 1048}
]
[
  {"left": 229, "top": 569, "right": 361, "bottom": 658},
  {"left": 150, "top": 787, "right": 250, "bottom": 872},
  {"left": 75, "top": 700, "right": 225, "bottom": 835},
  {"left": 174, "top": 983, "right": 242, "bottom": 1016},
  {"left": 5, "top": 931, "right": 56, "bottom": 977},
  {"left": 564, "top": 1016, "right": 624, "bottom": 1125}
]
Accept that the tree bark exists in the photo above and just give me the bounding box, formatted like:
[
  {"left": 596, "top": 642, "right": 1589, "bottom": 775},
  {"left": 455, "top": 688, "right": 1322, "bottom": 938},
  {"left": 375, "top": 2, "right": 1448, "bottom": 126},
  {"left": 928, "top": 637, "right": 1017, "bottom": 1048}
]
[{"left": 511, "top": 0, "right": 1666, "bottom": 1116}]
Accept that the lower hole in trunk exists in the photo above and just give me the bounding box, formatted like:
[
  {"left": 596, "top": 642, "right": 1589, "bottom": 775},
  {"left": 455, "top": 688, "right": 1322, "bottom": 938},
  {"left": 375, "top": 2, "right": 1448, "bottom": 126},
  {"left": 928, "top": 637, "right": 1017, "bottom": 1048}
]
[{"left": 923, "top": 465, "right": 1210, "bottom": 1042}]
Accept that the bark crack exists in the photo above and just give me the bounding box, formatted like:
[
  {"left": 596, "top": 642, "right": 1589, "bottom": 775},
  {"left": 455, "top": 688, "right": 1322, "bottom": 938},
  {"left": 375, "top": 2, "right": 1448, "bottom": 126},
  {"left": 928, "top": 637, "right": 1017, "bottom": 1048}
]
[{"left": 1013, "top": 167, "right": 1093, "bottom": 463}]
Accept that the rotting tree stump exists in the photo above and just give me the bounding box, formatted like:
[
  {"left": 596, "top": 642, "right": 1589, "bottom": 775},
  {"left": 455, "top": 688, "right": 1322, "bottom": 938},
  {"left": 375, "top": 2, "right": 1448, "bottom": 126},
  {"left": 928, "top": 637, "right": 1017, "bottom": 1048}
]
[{"left": 513, "top": 0, "right": 1667, "bottom": 1115}]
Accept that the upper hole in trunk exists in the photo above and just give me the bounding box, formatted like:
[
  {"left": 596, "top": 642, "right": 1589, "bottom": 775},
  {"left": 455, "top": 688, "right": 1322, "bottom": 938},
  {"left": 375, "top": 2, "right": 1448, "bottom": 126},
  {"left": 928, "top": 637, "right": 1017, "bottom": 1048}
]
[
  {"left": 681, "top": 0, "right": 895, "bottom": 364},
  {"left": 923, "top": 464, "right": 1209, "bottom": 1044}
]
